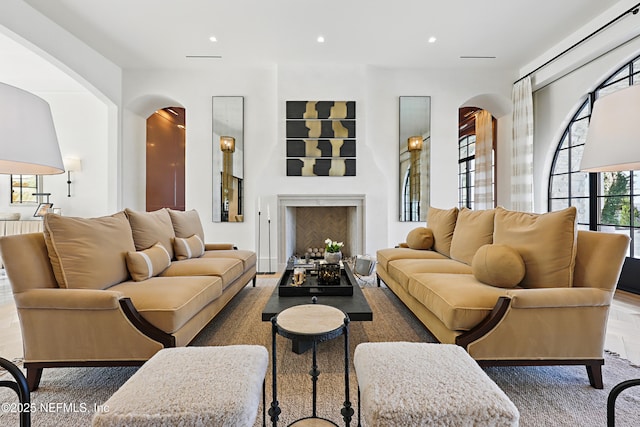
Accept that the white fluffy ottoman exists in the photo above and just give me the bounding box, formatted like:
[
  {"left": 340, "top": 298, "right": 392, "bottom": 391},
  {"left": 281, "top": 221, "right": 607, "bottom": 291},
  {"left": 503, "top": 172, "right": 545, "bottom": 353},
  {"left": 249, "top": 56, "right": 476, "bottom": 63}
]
[
  {"left": 354, "top": 342, "right": 519, "bottom": 426},
  {"left": 92, "top": 345, "right": 269, "bottom": 427}
]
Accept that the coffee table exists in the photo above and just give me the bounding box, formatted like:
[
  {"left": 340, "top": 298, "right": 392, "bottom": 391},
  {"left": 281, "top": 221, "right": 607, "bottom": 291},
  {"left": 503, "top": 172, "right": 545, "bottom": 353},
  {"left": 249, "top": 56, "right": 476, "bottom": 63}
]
[
  {"left": 262, "top": 263, "right": 373, "bottom": 322},
  {"left": 262, "top": 263, "right": 372, "bottom": 354}
]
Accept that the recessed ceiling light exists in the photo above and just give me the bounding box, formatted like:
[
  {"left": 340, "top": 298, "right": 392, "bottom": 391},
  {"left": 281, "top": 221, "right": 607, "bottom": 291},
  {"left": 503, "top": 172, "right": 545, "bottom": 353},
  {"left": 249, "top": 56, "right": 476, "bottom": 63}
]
[
  {"left": 317, "top": 36, "right": 325, "bottom": 43},
  {"left": 428, "top": 36, "right": 437, "bottom": 43},
  {"left": 209, "top": 36, "right": 217, "bottom": 42}
]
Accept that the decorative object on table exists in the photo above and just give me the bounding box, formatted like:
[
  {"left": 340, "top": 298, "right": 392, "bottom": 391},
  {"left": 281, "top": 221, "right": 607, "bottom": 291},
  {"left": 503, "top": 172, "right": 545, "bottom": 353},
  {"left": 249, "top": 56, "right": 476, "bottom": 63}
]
[
  {"left": 278, "top": 262, "right": 354, "bottom": 296},
  {"left": 291, "top": 267, "right": 306, "bottom": 286},
  {"left": 324, "top": 238, "right": 343, "bottom": 263},
  {"left": 63, "top": 157, "right": 82, "bottom": 197},
  {"left": 33, "top": 202, "right": 53, "bottom": 217},
  {"left": 0, "top": 81, "right": 65, "bottom": 427},
  {"left": 285, "top": 101, "right": 356, "bottom": 176},
  {"left": 318, "top": 263, "right": 341, "bottom": 286}
]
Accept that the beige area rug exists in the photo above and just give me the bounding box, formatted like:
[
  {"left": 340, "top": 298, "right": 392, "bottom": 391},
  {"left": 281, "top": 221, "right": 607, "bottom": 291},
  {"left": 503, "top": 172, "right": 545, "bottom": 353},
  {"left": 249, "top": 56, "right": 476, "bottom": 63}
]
[{"left": 1, "top": 278, "right": 639, "bottom": 426}]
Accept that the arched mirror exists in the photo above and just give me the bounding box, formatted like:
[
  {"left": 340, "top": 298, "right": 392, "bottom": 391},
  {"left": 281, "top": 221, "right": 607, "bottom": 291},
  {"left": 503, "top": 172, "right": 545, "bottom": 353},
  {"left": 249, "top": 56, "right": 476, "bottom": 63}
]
[
  {"left": 212, "top": 96, "right": 244, "bottom": 222},
  {"left": 399, "top": 96, "right": 431, "bottom": 221}
]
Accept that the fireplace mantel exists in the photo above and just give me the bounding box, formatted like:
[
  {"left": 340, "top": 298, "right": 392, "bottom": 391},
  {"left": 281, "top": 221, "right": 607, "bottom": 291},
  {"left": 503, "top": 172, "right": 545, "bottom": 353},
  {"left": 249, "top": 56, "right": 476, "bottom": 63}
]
[{"left": 277, "top": 194, "right": 366, "bottom": 269}]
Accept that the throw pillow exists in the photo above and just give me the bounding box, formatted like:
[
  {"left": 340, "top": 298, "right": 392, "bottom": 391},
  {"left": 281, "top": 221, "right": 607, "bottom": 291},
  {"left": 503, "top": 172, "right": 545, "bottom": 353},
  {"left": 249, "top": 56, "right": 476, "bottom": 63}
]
[
  {"left": 450, "top": 208, "right": 495, "bottom": 265},
  {"left": 426, "top": 206, "right": 458, "bottom": 257},
  {"left": 493, "top": 206, "right": 577, "bottom": 288},
  {"left": 125, "top": 208, "right": 176, "bottom": 260},
  {"left": 173, "top": 234, "right": 205, "bottom": 260},
  {"left": 405, "top": 227, "right": 434, "bottom": 250},
  {"left": 472, "top": 244, "right": 525, "bottom": 288},
  {"left": 43, "top": 211, "right": 136, "bottom": 290},
  {"left": 126, "top": 242, "right": 172, "bottom": 281},
  {"left": 167, "top": 209, "right": 205, "bottom": 241}
]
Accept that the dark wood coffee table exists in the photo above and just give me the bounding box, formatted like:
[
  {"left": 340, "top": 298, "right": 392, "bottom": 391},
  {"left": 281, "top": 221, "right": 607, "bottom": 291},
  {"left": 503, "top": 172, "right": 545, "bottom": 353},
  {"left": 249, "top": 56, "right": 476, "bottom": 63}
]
[
  {"left": 262, "top": 263, "right": 372, "bottom": 353},
  {"left": 262, "top": 263, "right": 373, "bottom": 322}
]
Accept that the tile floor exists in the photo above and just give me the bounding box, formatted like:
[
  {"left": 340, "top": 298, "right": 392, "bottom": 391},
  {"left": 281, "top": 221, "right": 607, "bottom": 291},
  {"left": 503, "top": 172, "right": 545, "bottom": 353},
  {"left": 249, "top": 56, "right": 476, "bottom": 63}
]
[{"left": 1, "top": 273, "right": 639, "bottom": 365}]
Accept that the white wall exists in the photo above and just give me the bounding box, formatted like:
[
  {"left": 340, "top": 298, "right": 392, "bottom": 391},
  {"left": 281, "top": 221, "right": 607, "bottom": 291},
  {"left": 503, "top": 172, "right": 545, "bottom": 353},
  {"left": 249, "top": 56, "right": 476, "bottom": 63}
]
[{"left": 122, "top": 64, "right": 513, "bottom": 267}]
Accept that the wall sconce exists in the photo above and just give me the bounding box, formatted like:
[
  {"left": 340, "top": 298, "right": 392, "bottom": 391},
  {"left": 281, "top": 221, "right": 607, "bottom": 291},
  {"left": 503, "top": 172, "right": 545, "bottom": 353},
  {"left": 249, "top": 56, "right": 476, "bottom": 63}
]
[
  {"left": 408, "top": 136, "right": 423, "bottom": 152},
  {"left": 220, "top": 136, "right": 235, "bottom": 153},
  {"left": 63, "top": 157, "right": 82, "bottom": 197}
]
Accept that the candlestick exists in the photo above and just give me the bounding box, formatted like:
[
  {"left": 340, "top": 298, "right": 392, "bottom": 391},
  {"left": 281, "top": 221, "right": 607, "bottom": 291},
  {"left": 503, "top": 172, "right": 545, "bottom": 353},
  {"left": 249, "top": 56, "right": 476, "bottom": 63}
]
[
  {"left": 267, "top": 204, "right": 271, "bottom": 221},
  {"left": 258, "top": 196, "right": 261, "bottom": 213}
]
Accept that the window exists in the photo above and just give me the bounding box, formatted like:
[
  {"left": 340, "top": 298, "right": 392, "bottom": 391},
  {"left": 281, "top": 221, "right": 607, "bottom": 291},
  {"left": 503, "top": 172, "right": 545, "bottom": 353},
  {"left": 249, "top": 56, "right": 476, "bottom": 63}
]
[
  {"left": 10, "top": 175, "right": 41, "bottom": 204},
  {"left": 548, "top": 53, "right": 640, "bottom": 257},
  {"left": 458, "top": 134, "right": 476, "bottom": 209}
]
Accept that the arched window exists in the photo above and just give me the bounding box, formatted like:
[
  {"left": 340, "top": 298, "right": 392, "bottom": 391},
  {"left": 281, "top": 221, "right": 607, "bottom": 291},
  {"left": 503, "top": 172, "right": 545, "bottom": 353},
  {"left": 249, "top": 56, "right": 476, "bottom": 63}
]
[{"left": 548, "top": 53, "right": 640, "bottom": 258}]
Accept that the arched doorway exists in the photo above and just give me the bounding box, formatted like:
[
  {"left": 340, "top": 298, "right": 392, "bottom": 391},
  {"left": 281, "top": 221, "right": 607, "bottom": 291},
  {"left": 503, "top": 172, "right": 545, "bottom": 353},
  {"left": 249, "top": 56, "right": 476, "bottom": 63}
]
[{"left": 146, "top": 107, "right": 185, "bottom": 211}]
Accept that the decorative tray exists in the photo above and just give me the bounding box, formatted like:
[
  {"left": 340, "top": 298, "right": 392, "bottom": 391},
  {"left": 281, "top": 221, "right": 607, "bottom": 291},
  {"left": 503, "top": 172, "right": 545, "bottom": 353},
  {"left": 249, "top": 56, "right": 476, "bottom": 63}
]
[{"left": 278, "top": 263, "right": 354, "bottom": 297}]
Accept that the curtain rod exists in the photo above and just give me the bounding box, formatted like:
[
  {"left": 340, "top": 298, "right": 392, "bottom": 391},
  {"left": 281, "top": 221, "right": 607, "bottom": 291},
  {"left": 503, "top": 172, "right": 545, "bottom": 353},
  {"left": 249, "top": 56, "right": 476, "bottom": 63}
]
[{"left": 514, "top": 2, "right": 640, "bottom": 85}]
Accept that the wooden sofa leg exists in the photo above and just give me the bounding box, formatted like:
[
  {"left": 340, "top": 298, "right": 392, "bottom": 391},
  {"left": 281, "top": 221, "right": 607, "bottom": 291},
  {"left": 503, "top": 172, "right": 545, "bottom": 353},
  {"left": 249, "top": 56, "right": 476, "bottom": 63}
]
[
  {"left": 587, "top": 362, "right": 604, "bottom": 389},
  {"left": 26, "top": 366, "right": 43, "bottom": 392}
]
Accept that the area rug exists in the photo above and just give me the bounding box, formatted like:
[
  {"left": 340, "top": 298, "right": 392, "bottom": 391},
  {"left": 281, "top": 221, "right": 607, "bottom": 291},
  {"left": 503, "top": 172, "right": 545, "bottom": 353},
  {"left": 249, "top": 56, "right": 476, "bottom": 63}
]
[{"left": 1, "top": 278, "right": 639, "bottom": 426}]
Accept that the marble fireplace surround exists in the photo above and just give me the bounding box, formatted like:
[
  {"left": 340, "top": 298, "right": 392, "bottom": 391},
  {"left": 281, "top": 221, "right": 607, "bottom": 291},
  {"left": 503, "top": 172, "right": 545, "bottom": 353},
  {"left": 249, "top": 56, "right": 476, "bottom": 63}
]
[{"left": 277, "top": 194, "right": 366, "bottom": 268}]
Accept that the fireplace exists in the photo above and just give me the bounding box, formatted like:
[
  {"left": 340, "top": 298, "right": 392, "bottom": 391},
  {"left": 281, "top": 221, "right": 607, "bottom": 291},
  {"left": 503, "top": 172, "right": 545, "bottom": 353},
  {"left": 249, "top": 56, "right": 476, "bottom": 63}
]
[{"left": 277, "top": 194, "right": 366, "bottom": 268}]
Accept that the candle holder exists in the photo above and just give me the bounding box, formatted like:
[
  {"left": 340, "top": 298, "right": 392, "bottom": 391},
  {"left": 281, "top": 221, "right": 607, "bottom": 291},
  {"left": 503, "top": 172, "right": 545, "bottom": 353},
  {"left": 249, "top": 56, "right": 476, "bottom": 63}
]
[{"left": 317, "top": 263, "right": 341, "bottom": 286}]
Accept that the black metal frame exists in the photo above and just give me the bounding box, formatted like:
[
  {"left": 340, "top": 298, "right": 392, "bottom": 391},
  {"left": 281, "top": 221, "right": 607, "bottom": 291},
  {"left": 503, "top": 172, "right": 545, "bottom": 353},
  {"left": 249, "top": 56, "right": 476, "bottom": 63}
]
[
  {"left": 607, "top": 378, "right": 640, "bottom": 426},
  {"left": 0, "top": 357, "right": 30, "bottom": 427}
]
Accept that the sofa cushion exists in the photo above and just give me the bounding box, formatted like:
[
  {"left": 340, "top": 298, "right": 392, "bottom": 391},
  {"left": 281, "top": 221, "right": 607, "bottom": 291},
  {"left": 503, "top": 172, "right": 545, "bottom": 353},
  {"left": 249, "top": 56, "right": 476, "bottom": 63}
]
[
  {"left": 494, "top": 206, "right": 577, "bottom": 288},
  {"left": 377, "top": 247, "right": 448, "bottom": 271},
  {"left": 450, "top": 208, "right": 495, "bottom": 265},
  {"left": 406, "top": 227, "right": 434, "bottom": 250},
  {"left": 168, "top": 209, "right": 205, "bottom": 241},
  {"left": 173, "top": 235, "right": 205, "bottom": 260},
  {"left": 388, "top": 259, "right": 472, "bottom": 291},
  {"left": 109, "top": 276, "right": 223, "bottom": 334},
  {"left": 160, "top": 258, "right": 244, "bottom": 289},
  {"left": 125, "top": 208, "right": 176, "bottom": 260},
  {"left": 426, "top": 206, "right": 458, "bottom": 257},
  {"left": 202, "top": 249, "right": 257, "bottom": 270},
  {"left": 472, "top": 244, "right": 525, "bottom": 288},
  {"left": 44, "top": 212, "right": 135, "bottom": 290},
  {"left": 408, "top": 273, "right": 509, "bottom": 331},
  {"left": 126, "top": 243, "right": 172, "bottom": 282}
]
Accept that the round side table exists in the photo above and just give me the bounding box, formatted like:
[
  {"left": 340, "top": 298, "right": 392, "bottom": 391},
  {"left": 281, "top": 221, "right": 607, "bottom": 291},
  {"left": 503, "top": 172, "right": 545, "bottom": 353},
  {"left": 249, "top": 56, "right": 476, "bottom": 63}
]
[{"left": 269, "top": 302, "right": 353, "bottom": 427}]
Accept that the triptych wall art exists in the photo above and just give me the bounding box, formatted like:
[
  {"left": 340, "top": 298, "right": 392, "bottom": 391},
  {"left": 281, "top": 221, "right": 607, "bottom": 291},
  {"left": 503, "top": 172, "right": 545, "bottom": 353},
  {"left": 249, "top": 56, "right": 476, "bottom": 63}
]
[{"left": 285, "top": 101, "right": 356, "bottom": 176}]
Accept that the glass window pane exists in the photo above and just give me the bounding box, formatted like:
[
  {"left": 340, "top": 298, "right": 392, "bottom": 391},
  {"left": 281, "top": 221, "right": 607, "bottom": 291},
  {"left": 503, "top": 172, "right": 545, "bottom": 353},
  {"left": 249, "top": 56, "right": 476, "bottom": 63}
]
[
  {"left": 571, "top": 197, "right": 589, "bottom": 225},
  {"left": 559, "top": 132, "right": 569, "bottom": 149},
  {"left": 633, "top": 200, "right": 640, "bottom": 227},
  {"left": 459, "top": 144, "right": 467, "bottom": 159},
  {"left": 602, "top": 66, "right": 629, "bottom": 87},
  {"left": 599, "top": 196, "right": 632, "bottom": 226},
  {"left": 551, "top": 199, "right": 569, "bottom": 211},
  {"left": 600, "top": 171, "right": 630, "bottom": 196},
  {"left": 634, "top": 171, "right": 640, "bottom": 195},
  {"left": 597, "top": 79, "right": 630, "bottom": 97},
  {"left": 570, "top": 145, "right": 584, "bottom": 172},
  {"left": 571, "top": 172, "right": 590, "bottom": 197},
  {"left": 468, "top": 142, "right": 475, "bottom": 157},
  {"left": 570, "top": 119, "right": 588, "bottom": 147},
  {"left": 554, "top": 149, "right": 569, "bottom": 174},
  {"left": 551, "top": 174, "right": 569, "bottom": 198}
]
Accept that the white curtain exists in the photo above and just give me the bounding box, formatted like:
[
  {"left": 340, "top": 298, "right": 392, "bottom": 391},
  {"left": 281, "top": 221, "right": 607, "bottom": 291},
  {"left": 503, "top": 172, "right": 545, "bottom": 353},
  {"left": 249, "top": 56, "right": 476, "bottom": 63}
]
[
  {"left": 511, "top": 76, "right": 534, "bottom": 212},
  {"left": 474, "top": 110, "right": 493, "bottom": 210}
]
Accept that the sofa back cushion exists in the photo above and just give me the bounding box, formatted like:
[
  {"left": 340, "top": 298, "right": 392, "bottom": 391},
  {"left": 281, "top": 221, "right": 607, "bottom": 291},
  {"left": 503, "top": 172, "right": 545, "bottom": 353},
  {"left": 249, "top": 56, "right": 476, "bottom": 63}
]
[
  {"left": 125, "top": 208, "right": 176, "bottom": 260},
  {"left": 426, "top": 206, "right": 458, "bottom": 257},
  {"left": 44, "top": 212, "right": 136, "bottom": 289},
  {"left": 449, "top": 208, "right": 495, "bottom": 265},
  {"left": 168, "top": 209, "right": 205, "bottom": 241},
  {"left": 493, "top": 206, "right": 577, "bottom": 288}
]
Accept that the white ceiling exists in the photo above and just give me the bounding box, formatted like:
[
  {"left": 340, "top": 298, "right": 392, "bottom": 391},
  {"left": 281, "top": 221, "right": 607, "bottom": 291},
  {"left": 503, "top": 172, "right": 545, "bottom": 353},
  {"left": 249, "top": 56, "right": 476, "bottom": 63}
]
[{"left": 17, "top": 0, "right": 619, "bottom": 72}]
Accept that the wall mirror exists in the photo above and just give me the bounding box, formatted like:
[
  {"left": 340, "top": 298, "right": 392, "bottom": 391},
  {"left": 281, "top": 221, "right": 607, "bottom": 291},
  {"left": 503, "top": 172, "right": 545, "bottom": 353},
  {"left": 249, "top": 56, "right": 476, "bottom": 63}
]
[
  {"left": 399, "top": 96, "right": 431, "bottom": 222},
  {"left": 212, "top": 96, "right": 244, "bottom": 222}
]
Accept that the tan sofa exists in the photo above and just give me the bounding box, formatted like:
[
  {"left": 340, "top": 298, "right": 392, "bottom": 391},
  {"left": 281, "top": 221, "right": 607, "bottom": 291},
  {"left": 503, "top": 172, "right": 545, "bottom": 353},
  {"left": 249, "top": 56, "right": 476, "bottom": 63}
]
[
  {"left": 0, "top": 208, "right": 256, "bottom": 391},
  {"left": 377, "top": 206, "right": 629, "bottom": 388}
]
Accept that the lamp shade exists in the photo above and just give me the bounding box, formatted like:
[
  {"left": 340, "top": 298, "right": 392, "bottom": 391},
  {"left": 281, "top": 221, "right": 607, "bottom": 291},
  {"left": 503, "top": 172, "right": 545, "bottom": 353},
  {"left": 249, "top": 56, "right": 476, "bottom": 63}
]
[
  {"left": 0, "top": 82, "right": 64, "bottom": 175},
  {"left": 63, "top": 157, "right": 82, "bottom": 172},
  {"left": 580, "top": 84, "right": 640, "bottom": 172}
]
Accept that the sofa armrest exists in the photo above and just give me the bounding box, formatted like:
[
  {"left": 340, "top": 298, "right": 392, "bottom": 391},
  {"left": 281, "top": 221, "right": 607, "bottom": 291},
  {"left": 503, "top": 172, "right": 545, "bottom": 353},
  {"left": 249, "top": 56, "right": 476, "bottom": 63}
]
[
  {"left": 505, "top": 287, "right": 612, "bottom": 309},
  {"left": 14, "top": 288, "right": 124, "bottom": 310},
  {"left": 205, "top": 243, "right": 235, "bottom": 250}
]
